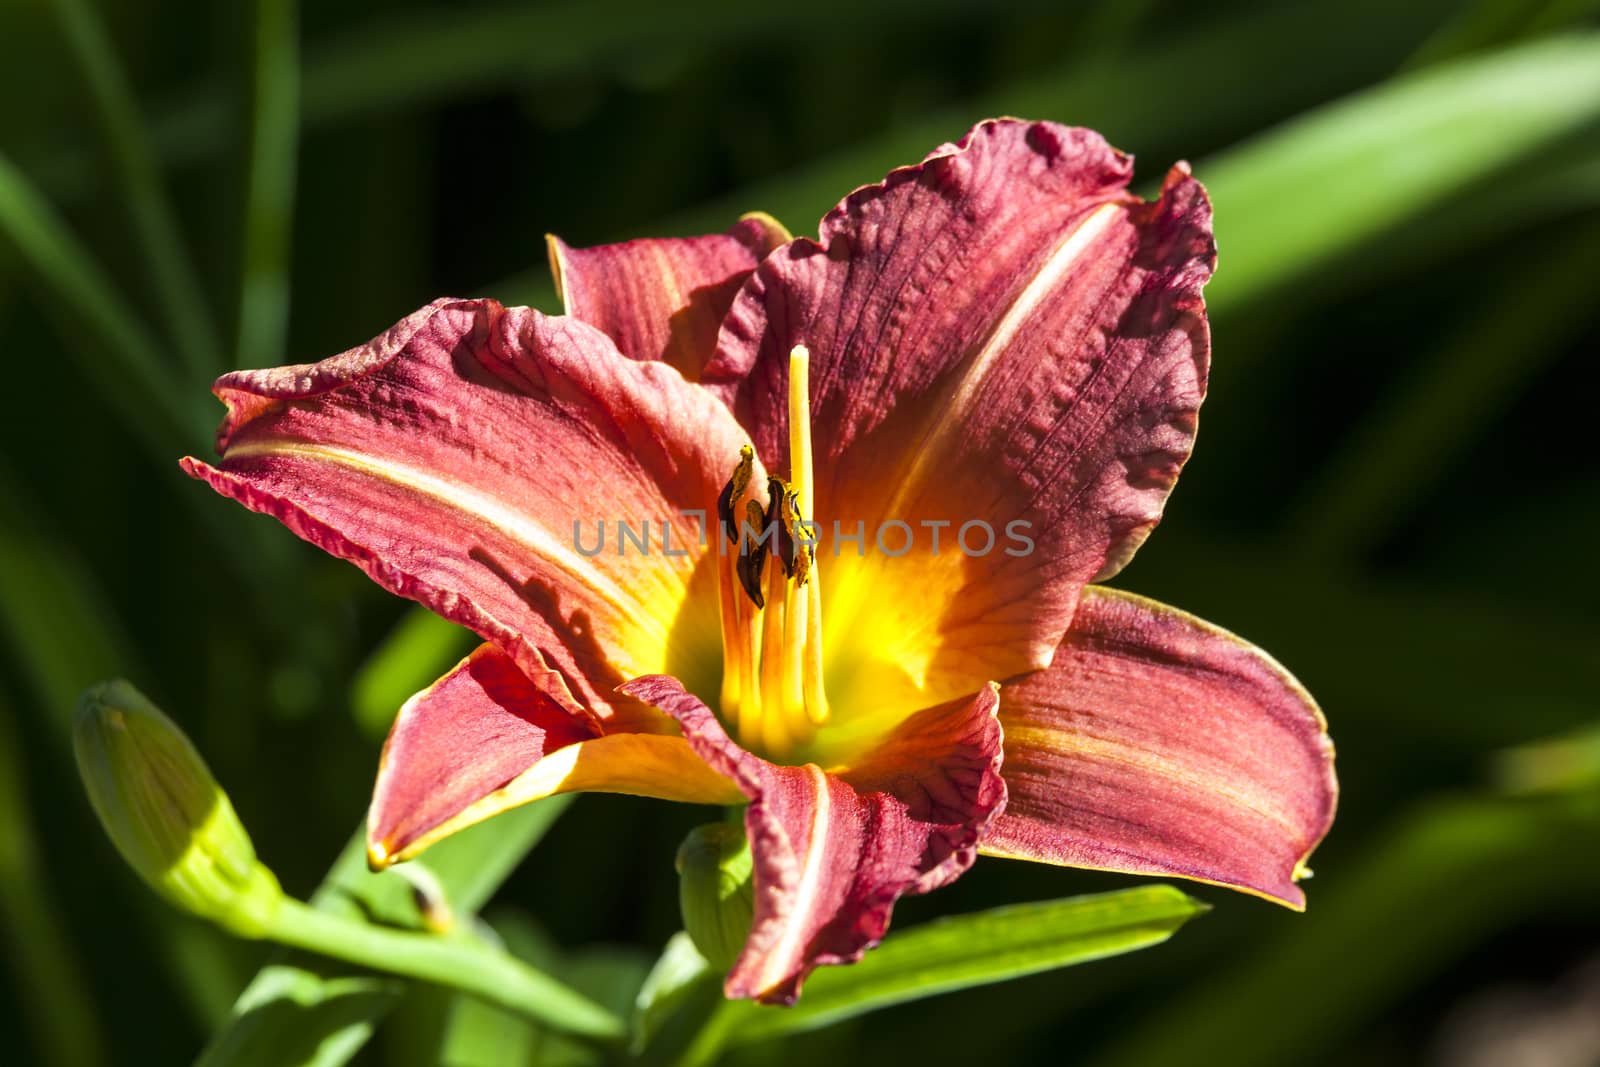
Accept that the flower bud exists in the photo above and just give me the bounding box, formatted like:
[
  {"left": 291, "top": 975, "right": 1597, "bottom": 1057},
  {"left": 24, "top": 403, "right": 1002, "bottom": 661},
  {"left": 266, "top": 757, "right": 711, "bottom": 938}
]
[
  {"left": 73, "top": 680, "right": 282, "bottom": 937},
  {"left": 675, "top": 822, "right": 754, "bottom": 971}
]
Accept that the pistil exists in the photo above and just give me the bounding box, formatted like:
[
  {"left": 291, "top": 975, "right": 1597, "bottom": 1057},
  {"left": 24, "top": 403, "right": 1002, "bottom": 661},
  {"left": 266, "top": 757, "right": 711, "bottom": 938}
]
[{"left": 787, "top": 346, "right": 829, "bottom": 727}]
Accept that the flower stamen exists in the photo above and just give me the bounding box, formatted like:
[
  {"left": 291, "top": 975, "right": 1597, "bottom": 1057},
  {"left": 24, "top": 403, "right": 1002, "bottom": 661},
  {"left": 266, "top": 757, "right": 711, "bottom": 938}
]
[{"left": 712, "top": 345, "right": 830, "bottom": 759}]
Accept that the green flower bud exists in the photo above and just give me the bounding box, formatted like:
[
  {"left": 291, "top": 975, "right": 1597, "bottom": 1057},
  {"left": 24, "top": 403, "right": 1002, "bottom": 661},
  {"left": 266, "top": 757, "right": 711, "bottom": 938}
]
[
  {"left": 676, "top": 822, "right": 754, "bottom": 970},
  {"left": 73, "top": 680, "right": 282, "bottom": 937}
]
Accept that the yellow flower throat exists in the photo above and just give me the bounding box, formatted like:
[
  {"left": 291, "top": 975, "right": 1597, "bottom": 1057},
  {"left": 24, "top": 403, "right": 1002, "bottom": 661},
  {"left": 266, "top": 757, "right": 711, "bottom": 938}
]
[{"left": 715, "top": 345, "right": 829, "bottom": 759}]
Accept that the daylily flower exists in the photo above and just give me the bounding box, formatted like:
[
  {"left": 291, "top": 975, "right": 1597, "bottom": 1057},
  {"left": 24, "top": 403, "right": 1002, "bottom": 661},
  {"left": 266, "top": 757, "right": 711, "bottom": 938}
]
[{"left": 183, "top": 119, "right": 1337, "bottom": 1004}]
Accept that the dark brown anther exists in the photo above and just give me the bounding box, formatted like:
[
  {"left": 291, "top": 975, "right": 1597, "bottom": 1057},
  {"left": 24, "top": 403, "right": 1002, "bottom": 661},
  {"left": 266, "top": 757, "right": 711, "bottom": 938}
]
[
  {"left": 717, "top": 445, "right": 755, "bottom": 546},
  {"left": 735, "top": 499, "right": 770, "bottom": 608},
  {"left": 768, "top": 476, "right": 813, "bottom": 586},
  {"left": 790, "top": 496, "right": 813, "bottom": 588},
  {"left": 768, "top": 476, "right": 798, "bottom": 578}
]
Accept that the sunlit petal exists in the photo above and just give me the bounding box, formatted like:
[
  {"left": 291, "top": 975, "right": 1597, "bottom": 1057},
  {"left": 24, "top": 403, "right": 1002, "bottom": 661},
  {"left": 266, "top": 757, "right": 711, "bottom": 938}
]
[
  {"left": 183, "top": 299, "right": 750, "bottom": 723},
  {"left": 981, "top": 586, "right": 1337, "bottom": 908},
  {"left": 370, "top": 644, "right": 742, "bottom": 865},
  {"left": 708, "top": 119, "right": 1214, "bottom": 721},
  {"left": 549, "top": 213, "right": 789, "bottom": 379}
]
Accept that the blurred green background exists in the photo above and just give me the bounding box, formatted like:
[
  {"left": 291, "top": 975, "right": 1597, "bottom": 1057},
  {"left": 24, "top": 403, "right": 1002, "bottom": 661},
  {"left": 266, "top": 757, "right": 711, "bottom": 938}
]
[{"left": 2, "top": 0, "right": 1598, "bottom": 1064}]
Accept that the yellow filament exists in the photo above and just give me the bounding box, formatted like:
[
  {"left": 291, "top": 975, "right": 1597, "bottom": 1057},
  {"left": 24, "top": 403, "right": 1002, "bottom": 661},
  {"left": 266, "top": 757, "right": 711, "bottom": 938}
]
[
  {"left": 759, "top": 559, "right": 794, "bottom": 756},
  {"left": 731, "top": 575, "right": 765, "bottom": 753}
]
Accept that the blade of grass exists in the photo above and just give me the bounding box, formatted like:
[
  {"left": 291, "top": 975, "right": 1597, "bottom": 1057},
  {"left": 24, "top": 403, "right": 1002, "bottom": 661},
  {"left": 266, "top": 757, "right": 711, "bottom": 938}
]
[
  {"left": 1202, "top": 33, "right": 1600, "bottom": 321},
  {"left": 587, "top": 28, "right": 1599, "bottom": 344},
  {"left": 633, "top": 933, "right": 714, "bottom": 1055},
  {"left": 1496, "top": 723, "right": 1600, "bottom": 795},
  {"left": 27, "top": 0, "right": 1045, "bottom": 202},
  {"left": 0, "top": 466, "right": 138, "bottom": 730},
  {"left": 490, "top": 0, "right": 1464, "bottom": 303},
  {"left": 235, "top": 0, "right": 299, "bottom": 370},
  {"left": 384, "top": 978, "right": 541, "bottom": 1067},
  {"left": 35, "top": 0, "right": 1459, "bottom": 223},
  {"left": 0, "top": 696, "right": 107, "bottom": 1067},
  {"left": 439, "top": 989, "right": 540, "bottom": 1067},
  {"left": 475, "top": 916, "right": 652, "bottom": 1067},
  {"left": 0, "top": 152, "right": 204, "bottom": 454},
  {"left": 44, "top": 0, "right": 221, "bottom": 379},
  {"left": 1312, "top": 142, "right": 1600, "bottom": 294},
  {"left": 0, "top": 473, "right": 254, "bottom": 1031},
  {"left": 0, "top": 158, "right": 296, "bottom": 602},
  {"left": 1283, "top": 217, "right": 1600, "bottom": 563},
  {"left": 1403, "top": 0, "right": 1600, "bottom": 69}
]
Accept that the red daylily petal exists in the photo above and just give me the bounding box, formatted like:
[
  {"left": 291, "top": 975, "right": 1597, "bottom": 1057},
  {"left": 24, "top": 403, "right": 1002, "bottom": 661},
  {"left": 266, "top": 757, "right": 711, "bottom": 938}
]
[
  {"left": 371, "top": 644, "right": 742, "bottom": 865},
  {"left": 981, "top": 586, "right": 1337, "bottom": 908},
  {"left": 708, "top": 119, "right": 1213, "bottom": 718},
  {"left": 549, "top": 213, "right": 789, "bottom": 380},
  {"left": 621, "top": 675, "right": 1005, "bottom": 1004},
  {"left": 182, "top": 299, "right": 752, "bottom": 725},
  {"left": 370, "top": 643, "right": 595, "bottom": 864}
]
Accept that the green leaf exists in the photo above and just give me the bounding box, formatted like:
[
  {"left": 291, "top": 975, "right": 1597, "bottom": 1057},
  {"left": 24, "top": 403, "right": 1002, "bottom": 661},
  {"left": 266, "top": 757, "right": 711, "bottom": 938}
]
[
  {"left": 632, "top": 932, "right": 714, "bottom": 1054},
  {"left": 0, "top": 152, "right": 203, "bottom": 457},
  {"left": 199, "top": 797, "right": 574, "bottom": 1066},
  {"left": 1401, "top": 0, "right": 1600, "bottom": 69},
  {"left": 1203, "top": 33, "right": 1600, "bottom": 320},
  {"left": 0, "top": 466, "right": 137, "bottom": 730},
  {"left": 435, "top": 989, "right": 538, "bottom": 1067},
  {"left": 44, "top": 0, "right": 221, "bottom": 379},
  {"left": 1495, "top": 724, "right": 1600, "bottom": 796},
  {"left": 30, "top": 0, "right": 1050, "bottom": 204},
  {"left": 0, "top": 165, "right": 291, "bottom": 600},
  {"left": 1288, "top": 140, "right": 1600, "bottom": 299},
  {"left": 490, "top": 0, "right": 1464, "bottom": 304},
  {"left": 405, "top": 911, "right": 651, "bottom": 1067},
  {"left": 0, "top": 472, "right": 252, "bottom": 1032},
  {"left": 692, "top": 885, "right": 1206, "bottom": 1060},
  {"left": 0, "top": 696, "right": 107, "bottom": 1067}
]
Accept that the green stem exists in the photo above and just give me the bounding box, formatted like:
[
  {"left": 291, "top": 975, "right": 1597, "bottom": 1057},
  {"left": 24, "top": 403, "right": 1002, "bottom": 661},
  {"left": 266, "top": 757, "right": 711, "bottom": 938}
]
[
  {"left": 45, "top": 0, "right": 222, "bottom": 380},
  {"left": 262, "top": 896, "right": 625, "bottom": 1042}
]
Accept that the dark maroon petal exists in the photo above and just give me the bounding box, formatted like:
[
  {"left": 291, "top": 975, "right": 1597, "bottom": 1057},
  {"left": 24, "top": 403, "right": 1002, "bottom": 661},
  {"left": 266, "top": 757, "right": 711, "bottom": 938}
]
[
  {"left": 182, "top": 299, "right": 750, "bottom": 726},
  {"left": 621, "top": 675, "right": 1005, "bottom": 1004},
  {"left": 549, "top": 214, "right": 788, "bottom": 379},
  {"left": 982, "top": 586, "right": 1337, "bottom": 908},
  {"left": 706, "top": 119, "right": 1213, "bottom": 714}
]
